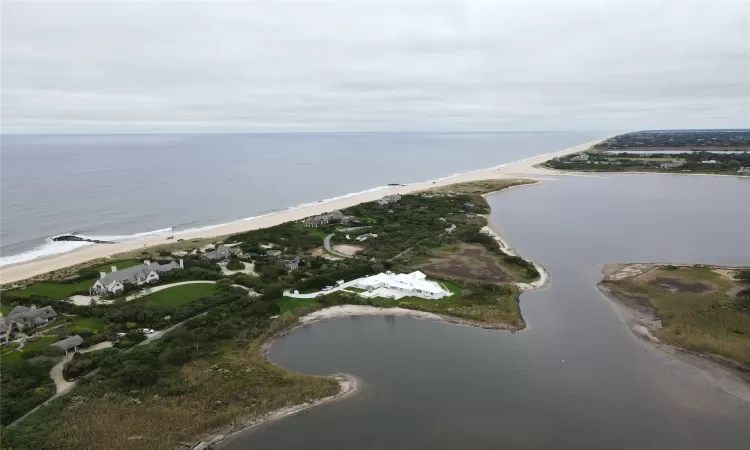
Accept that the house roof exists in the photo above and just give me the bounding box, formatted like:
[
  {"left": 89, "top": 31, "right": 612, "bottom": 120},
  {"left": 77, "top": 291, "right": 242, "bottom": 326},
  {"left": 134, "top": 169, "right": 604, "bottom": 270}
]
[
  {"left": 96, "top": 261, "right": 181, "bottom": 286},
  {"left": 358, "top": 271, "right": 444, "bottom": 294},
  {"left": 6, "top": 305, "right": 57, "bottom": 323},
  {"left": 203, "top": 245, "right": 239, "bottom": 260},
  {"left": 52, "top": 335, "right": 84, "bottom": 351}
]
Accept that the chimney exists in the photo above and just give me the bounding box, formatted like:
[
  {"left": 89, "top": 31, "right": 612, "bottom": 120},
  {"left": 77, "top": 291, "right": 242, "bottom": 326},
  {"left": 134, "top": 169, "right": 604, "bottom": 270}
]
[
  {"left": 100, "top": 271, "right": 107, "bottom": 279},
  {"left": 144, "top": 259, "right": 151, "bottom": 266},
  {"left": 111, "top": 265, "right": 117, "bottom": 272},
  {"left": 179, "top": 258, "right": 184, "bottom": 268}
]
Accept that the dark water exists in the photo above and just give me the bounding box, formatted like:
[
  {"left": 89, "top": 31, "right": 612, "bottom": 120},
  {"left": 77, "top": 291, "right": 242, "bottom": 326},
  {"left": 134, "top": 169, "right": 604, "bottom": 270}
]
[
  {"left": 221, "top": 174, "right": 750, "bottom": 450},
  {"left": 0, "top": 131, "right": 599, "bottom": 265}
]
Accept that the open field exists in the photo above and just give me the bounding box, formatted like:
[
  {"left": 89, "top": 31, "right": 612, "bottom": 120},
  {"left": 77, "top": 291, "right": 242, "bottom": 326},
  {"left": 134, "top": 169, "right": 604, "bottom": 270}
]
[
  {"left": 129, "top": 283, "right": 218, "bottom": 309},
  {"left": 418, "top": 244, "right": 512, "bottom": 283},
  {"left": 600, "top": 265, "right": 750, "bottom": 368},
  {"left": 66, "top": 317, "right": 108, "bottom": 334}
]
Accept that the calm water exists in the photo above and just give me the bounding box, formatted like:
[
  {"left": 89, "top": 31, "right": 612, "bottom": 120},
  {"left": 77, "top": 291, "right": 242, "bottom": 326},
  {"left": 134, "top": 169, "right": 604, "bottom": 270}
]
[
  {"left": 221, "top": 174, "right": 750, "bottom": 450},
  {"left": 0, "top": 132, "right": 599, "bottom": 265}
]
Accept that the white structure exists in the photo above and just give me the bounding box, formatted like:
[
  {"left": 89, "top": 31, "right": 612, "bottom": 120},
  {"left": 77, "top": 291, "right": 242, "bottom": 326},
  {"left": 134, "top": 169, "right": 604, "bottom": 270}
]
[
  {"left": 356, "top": 271, "right": 451, "bottom": 300},
  {"left": 378, "top": 194, "right": 402, "bottom": 206},
  {"left": 90, "top": 259, "right": 183, "bottom": 295},
  {"left": 569, "top": 154, "right": 589, "bottom": 162}
]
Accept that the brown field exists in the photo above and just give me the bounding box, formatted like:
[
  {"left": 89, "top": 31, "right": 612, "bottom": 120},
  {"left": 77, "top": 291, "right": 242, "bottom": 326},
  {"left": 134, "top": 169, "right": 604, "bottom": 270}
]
[
  {"left": 648, "top": 277, "right": 711, "bottom": 293},
  {"left": 419, "top": 244, "right": 511, "bottom": 283}
]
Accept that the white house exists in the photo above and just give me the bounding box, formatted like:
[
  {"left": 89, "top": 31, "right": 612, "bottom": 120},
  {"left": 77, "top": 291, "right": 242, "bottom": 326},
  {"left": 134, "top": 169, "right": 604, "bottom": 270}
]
[
  {"left": 89, "top": 259, "right": 183, "bottom": 295},
  {"left": 356, "top": 271, "right": 450, "bottom": 300}
]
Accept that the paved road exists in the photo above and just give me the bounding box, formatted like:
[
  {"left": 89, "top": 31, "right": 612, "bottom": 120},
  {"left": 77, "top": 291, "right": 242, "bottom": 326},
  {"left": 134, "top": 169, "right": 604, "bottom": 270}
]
[{"left": 324, "top": 234, "right": 354, "bottom": 259}]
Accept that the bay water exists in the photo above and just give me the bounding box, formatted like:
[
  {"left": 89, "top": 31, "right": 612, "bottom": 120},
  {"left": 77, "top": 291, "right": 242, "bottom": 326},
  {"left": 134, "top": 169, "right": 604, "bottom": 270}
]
[{"left": 221, "top": 174, "right": 750, "bottom": 450}]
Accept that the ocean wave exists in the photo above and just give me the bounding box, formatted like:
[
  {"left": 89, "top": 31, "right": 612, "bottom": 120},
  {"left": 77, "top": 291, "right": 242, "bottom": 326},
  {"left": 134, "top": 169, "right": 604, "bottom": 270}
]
[{"left": 0, "top": 227, "right": 174, "bottom": 267}]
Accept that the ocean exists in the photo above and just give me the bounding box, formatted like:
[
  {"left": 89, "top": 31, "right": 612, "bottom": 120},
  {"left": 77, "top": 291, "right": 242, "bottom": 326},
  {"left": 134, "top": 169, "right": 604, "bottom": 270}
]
[{"left": 0, "top": 131, "right": 600, "bottom": 266}]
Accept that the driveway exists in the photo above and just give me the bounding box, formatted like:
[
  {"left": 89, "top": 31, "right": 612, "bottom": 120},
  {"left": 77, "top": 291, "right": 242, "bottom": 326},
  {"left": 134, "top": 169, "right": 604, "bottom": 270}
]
[{"left": 324, "top": 234, "right": 354, "bottom": 259}]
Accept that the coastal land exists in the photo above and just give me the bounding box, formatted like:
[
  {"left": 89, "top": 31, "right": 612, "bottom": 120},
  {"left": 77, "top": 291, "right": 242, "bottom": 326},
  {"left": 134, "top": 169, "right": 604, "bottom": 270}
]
[
  {"left": 1, "top": 178, "right": 549, "bottom": 449},
  {"left": 541, "top": 130, "right": 750, "bottom": 176},
  {"left": 0, "top": 136, "right": 605, "bottom": 285},
  {"left": 599, "top": 264, "right": 750, "bottom": 373}
]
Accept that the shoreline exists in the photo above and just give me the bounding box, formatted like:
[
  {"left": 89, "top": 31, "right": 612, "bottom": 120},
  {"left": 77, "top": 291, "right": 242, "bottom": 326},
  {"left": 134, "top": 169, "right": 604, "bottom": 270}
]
[
  {"left": 597, "top": 264, "right": 750, "bottom": 403},
  {"left": 0, "top": 136, "right": 610, "bottom": 285}
]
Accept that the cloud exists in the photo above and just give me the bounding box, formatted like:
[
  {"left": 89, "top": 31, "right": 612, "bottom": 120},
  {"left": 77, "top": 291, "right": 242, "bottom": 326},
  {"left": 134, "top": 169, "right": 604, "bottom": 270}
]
[{"left": 2, "top": 0, "right": 748, "bottom": 132}]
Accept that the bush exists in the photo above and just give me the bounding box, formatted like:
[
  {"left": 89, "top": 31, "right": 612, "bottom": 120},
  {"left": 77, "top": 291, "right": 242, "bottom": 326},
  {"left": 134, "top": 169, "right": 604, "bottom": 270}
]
[{"left": 226, "top": 258, "right": 244, "bottom": 271}]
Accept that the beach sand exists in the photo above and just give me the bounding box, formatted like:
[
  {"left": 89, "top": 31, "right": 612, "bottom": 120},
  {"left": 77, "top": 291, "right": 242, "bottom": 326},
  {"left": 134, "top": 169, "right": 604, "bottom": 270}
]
[{"left": 0, "top": 137, "right": 604, "bottom": 284}]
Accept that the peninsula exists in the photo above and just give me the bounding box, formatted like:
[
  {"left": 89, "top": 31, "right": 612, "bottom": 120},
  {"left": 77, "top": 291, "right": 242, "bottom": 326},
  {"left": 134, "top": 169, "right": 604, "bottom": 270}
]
[
  {"left": 542, "top": 130, "right": 750, "bottom": 175},
  {"left": 1, "top": 178, "right": 547, "bottom": 449}
]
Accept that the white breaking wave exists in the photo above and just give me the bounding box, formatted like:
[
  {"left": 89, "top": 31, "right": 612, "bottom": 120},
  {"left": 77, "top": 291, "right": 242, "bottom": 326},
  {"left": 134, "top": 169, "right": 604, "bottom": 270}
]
[{"left": 0, "top": 227, "right": 174, "bottom": 267}]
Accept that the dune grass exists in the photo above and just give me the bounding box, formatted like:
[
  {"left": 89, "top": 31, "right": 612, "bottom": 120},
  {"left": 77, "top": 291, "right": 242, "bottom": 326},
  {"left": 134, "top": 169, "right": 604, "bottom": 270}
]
[{"left": 276, "top": 297, "right": 318, "bottom": 314}]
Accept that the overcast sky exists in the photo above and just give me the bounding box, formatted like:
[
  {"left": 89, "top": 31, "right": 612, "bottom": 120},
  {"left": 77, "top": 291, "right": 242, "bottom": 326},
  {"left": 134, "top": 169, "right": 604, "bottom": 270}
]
[{"left": 2, "top": 0, "right": 748, "bottom": 133}]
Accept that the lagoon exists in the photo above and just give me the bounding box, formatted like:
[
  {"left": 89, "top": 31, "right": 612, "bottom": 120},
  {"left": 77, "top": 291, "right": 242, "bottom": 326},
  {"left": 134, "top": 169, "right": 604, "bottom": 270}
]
[{"left": 220, "top": 174, "right": 750, "bottom": 450}]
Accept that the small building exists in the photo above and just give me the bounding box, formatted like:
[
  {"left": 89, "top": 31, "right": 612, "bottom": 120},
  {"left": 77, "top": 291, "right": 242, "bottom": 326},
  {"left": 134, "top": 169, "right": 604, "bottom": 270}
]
[
  {"left": 90, "top": 259, "right": 183, "bottom": 295},
  {"left": 282, "top": 256, "right": 301, "bottom": 271},
  {"left": 52, "top": 335, "right": 84, "bottom": 355},
  {"left": 700, "top": 160, "right": 718, "bottom": 164},
  {"left": 202, "top": 245, "right": 242, "bottom": 261},
  {"left": 355, "top": 233, "right": 378, "bottom": 242},
  {"left": 570, "top": 154, "right": 590, "bottom": 162},
  {"left": 378, "top": 194, "right": 401, "bottom": 206},
  {"left": 660, "top": 159, "right": 686, "bottom": 169}
]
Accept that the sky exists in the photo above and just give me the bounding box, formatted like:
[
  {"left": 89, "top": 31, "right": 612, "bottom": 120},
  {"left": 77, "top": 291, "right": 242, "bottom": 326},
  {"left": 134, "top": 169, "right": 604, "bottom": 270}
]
[{"left": 2, "top": 0, "right": 749, "bottom": 133}]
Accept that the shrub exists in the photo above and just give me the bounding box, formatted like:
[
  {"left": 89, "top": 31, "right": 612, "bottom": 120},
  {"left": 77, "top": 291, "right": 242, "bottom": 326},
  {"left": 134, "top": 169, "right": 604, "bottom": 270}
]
[{"left": 226, "top": 258, "right": 244, "bottom": 271}]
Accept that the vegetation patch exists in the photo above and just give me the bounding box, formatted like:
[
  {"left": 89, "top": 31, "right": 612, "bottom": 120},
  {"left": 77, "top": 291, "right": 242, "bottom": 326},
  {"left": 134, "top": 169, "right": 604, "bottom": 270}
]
[
  {"left": 601, "top": 265, "right": 750, "bottom": 369},
  {"left": 4, "top": 278, "right": 95, "bottom": 300},
  {"left": 129, "top": 283, "right": 218, "bottom": 310},
  {"left": 417, "top": 244, "right": 513, "bottom": 283}
]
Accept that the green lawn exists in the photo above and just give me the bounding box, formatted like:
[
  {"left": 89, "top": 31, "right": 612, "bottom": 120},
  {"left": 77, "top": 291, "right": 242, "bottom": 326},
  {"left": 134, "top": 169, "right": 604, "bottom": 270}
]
[
  {"left": 276, "top": 297, "right": 318, "bottom": 314},
  {"left": 1, "top": 303, "right": 12, "bottom": 316},
  {"left": 5, "top": 278, "right": 96, "bottom": 300},
  {"left": 130, "top": 283, "right": 217, "bottom": 309},
  {"left": 89, "top": 259, "right": 142, "bottom": 272},
  {"left": 67, "top": 317, "right": 108, "bottom": 333},
  {"left": 308, "top": 228, "right": 328, "bottom": 240},
  {"left": 0, "top": 336, "right": 58, "bottom": 364}
]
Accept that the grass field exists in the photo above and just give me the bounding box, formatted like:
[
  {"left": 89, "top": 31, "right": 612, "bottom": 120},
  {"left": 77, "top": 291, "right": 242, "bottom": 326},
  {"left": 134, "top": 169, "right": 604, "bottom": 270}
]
[
  {"left": 308, "top": 228, "right": 328, "bottom": 240},
  {"left": 66, "top": 317, "right": 108, "bottom": 334},
  {"left": 603, "top": 265, "right": 750, "bottom": 368},
  {"left": 5, "top": 278, "right": 96, "bottom": 300},
  {"left": 1, "top": 304, "right": 12, "bottom": 316},
  {"left": 0, "top": 336, "right": 58, "bottom": 364},
  {"left": 276, "top": 297, "right": 317, "bottom": 314},
  {"left": 130, "top": 283, "right": 217, "bottom": 310}
]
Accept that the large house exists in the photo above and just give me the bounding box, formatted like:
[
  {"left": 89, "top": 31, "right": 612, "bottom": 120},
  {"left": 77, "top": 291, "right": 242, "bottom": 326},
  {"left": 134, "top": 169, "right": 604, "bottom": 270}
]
[
  {"left": 1, "top": 305, "right": 58, "bottom": 345},
  {"left": 660, "top": 159, "right": 686, "bottom": 169},
  {"left": 202, "top": 245, "right": 243, "bottom": 261},
  {"left": 738, "top": 167, "right": 750, "bottom": 174},
  {"left": 378, "top": 194, "right": 401, "bottom": 206},
  {"left": 356, "top": 271, "right": 451, "bottom": 300},
  {"left": 90, "top": 259, "right": 183, "bottom": 295},
  {"left": 303, "top": 210, "right": 350, "bottom": 227},
  {"left": 569, "top": 154, "right": 590, "bottom": 162}
]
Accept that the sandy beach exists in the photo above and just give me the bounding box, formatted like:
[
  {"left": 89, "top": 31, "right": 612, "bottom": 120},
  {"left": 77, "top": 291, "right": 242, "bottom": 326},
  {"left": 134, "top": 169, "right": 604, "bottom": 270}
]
[{"left": 0, "top": 137, "right": 604, "bottom": 284}]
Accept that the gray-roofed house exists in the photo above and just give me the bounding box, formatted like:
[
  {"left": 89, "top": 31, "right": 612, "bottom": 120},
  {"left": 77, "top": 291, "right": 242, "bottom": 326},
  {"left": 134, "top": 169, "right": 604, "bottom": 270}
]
[
  {"left": 202, "top": 245, "right": 243, "bottom": 261},
  {"left": 0, "top": 321, "right": 10, "bottom": 346},
  {"left": 52, "top": 335, "right": 84, "bottom": 354},
  {"left": 2, "top": 305, "right": 58, "bottom": 338},
  {"left": 282, "top": 256, "right": 302, "bottom": 271},
  {"left": 303, "top": 210, "right": 351, "bottom": 227},
  {"left": 90, "top": 259, "right": 183, "bottom": 295}
]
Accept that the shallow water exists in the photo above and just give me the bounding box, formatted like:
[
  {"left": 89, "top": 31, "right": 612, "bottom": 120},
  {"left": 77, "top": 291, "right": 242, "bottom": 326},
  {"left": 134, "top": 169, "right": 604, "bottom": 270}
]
[{"left": 220, "top": 173, "right": 750, "bottom": 450}]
